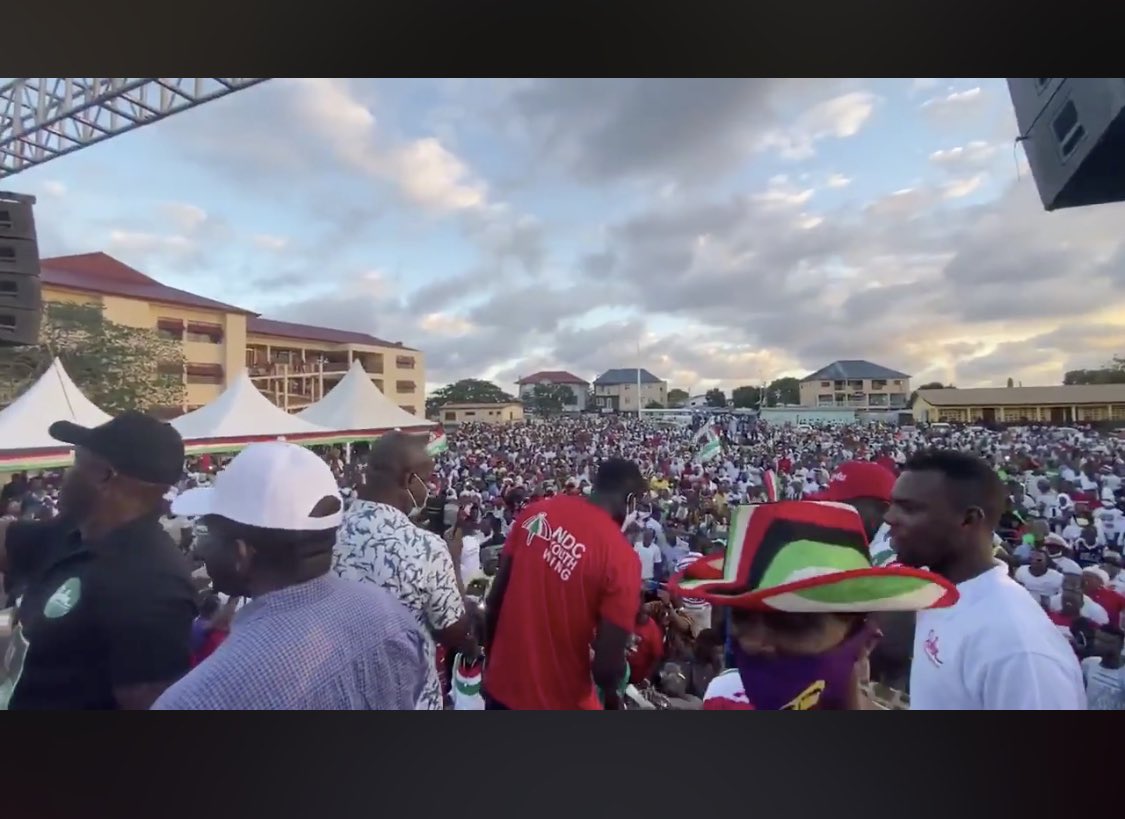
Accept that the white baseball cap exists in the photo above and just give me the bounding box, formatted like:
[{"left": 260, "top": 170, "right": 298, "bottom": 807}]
[{"left": 172, "top": 442, "right": 343, "bottom": 531}]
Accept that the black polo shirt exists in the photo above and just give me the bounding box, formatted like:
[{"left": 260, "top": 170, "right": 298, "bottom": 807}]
[{"left": 1, "top": 514, "right": 196, "bottom": 710}]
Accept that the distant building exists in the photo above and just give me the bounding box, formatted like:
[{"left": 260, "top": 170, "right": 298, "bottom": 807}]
[
  {"left": 516, "top": 370, "right": 589, "bottom": 411},
  {"left": 434, "top": 402, "right": 525, "bottom": 426},
  {"left": 799, "top": 360, "right": 911, "bottom": 411},
  {"left": 593, "top": 368, "right": 668, "bottom": 413},
  {"left": 687, "top": 394, "right": 710, "bottom": 408},
  {"left": 913, "top": 385, "right": 1125, "bottom": 425}
]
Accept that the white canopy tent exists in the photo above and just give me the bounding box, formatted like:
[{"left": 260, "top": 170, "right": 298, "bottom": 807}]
[
  {"left": 172, "top": 371, "right": 332, "bottom": 442},
  {"left": 0, "top": 358, "right": 112, "bottom": 450},
  {"left": 298, "top": 360, "right": 434, "bottom": 432}
]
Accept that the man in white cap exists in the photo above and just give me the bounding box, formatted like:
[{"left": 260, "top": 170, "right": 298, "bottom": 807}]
[{"left": 152, "top": 442, "right": 428, "bottom": 710}]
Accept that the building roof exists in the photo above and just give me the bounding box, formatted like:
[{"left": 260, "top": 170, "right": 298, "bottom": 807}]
[
  {"left": 516, "top": 370, "right": 589, "bottom": 386},
  {"left": 246, "top": 317, "right": 415, "bottom": 351},
  {"left": 440, "top": 401, "right": 523, "bottom": 409},
  {"left": 41, "top": 253, "right": 256, "bottom": 315},
  {"left": 801, "top": 360, "right": 911, "bottom": 383},
  {"left": 42, "top": 252, "right": 420, "bottom": 352},
  {"left": 594, "top": 368, "right": 664, "bottom": 386},
  {"left": 917, "top": 384, "right": 1125, "bottom": 407}
]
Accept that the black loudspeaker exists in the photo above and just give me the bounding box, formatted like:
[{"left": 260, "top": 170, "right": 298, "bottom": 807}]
[{"left": 0, "top": 192, "right": 42, "bottom": 347}]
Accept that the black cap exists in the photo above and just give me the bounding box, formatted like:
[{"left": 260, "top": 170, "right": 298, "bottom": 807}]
[{"left": 49, "top": 411, "right": 185, "bottom": 486}]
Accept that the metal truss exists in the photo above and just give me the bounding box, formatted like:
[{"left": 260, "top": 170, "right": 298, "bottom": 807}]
[{"left": 0, "top": 78, "right": 269, "bottom": 179}]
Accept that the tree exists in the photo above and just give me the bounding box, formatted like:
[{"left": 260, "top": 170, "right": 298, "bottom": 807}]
[
  {"left": 645, "top": 400, "right": 665, "bottom": 409},
  {"left": 765, "top": 377, "right": 800, "bottom": 407},
  {"left": 426, "top": 378, "right": 515, "bottom": 414},
  {"left": 1006, "top": 377, "right": 1014, "bottom": 388},
  {"left": 525, "top": 383, "right": 577, "bottom": 414},
  {"left": 1063, "top": 356, "right": 1125, "bottom": 385},
  {"left": 705, "top": 388, "right": 727, "bottom": 408},
  {"left": 908, "top": 381, "right": 951, "bottom": 408},
  {"left": 0, "top": 301, "right": 185, "bottom": 413},
  {"left": 731, "top": 385, "right": 763, "bottom": 408},
  {"left": 667, "top": 388, "right": 689, "bottom": 408}
]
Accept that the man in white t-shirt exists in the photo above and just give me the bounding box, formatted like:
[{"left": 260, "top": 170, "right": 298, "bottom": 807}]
[
  {"left": 1014, "top": 549, "right": 1064, "bottom": 603},
  {"left": 1081, "top": 626, "right": 1125, "bottom": 710},
  {"left": 887, "top": 450, "right": 1085, "bottom": 710},
  {"left": 634, "top": 528, "right": 662, "bottom": 586}
]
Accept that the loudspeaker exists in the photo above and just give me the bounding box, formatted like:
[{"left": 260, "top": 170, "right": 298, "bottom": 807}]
[
  {"left": 1008, "top": 78, "right": 1125, "bottom": 211},
  {"left": 0, "top": 192, "right": 42, "bottom": 347}
]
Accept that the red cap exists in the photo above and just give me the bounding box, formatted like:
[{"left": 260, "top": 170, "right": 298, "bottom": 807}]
[{"left": 810, "top": 461, "right": 896, "bottom": 503}]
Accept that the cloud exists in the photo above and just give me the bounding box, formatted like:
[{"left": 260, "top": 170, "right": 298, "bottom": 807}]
[
  {"left": 921, "top": 86, "right": 987, "bottom": 119},
  {"left": 942, "top": 174, "right": 986, "bottom": 199},
  {"left": 757, "top": 92, "right": 879, "bottom": 160},
  {"left": 929, "top": 140, "right": 998, "bottom": 171},
  {"left": 825, "top": 173, "right": 852, "bottom": 188},
  {"left": 251, "top": 234, "right": 290, "bottom": 251}
]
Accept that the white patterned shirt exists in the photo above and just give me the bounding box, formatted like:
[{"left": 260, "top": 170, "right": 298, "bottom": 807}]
[{"left": 333, "top": 500, "right": 466, "bottom": 710}]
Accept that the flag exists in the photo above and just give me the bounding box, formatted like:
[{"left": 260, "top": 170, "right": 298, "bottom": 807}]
[
  {"left": 425, "top": 428, "right": 448, "bottom": 456},
  {"left": 763, "top": 469, "right": 781, "bottom": 502},
  {"left": 695, "top": 425, "right": 722, "bottom": 463}
]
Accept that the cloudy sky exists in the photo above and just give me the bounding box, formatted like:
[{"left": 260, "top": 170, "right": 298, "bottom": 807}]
[{"left": 15, "top": 78, "right": 1125, "bottom": 394}]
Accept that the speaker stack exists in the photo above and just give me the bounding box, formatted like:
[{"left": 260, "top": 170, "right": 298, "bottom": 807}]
[{"left": 0, "top": 192, "right": 42, "bottom": 347}]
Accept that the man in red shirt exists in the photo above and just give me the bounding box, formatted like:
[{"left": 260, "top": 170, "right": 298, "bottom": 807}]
[
  {"left": 483, "top": 458, "right": 645, "bottom": 710},
  {"left": 1083, "top": 567, "right": 1125, "bottom": 629},
  {"left": 628, "top": 599, "right": 665, "bottom": 687}
]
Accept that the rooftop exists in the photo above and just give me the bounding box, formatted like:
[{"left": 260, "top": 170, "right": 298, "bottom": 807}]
[
  {"left": 41, "top": 252, "right": 255, "bottom": 315},
  {"left": 247, "top": 317, "right": 415, "bottom": 351},
  {"left": 441, "top": 401, "right": 523, "bottom": 409},
  {"left": 594, "top": 368, "right": 664, "bottom": 386},
  {"left": 517, "top": 370, "right": 589, "bottom": 386},
  {"left": 41, "top": 252, "right": 418, "bottom": 351},
  {"left": 801, "top": 359, "right": 911, "bottom": 383},
  {"left": 917, "top": 384, "right": 1125, "bottom": 406}
]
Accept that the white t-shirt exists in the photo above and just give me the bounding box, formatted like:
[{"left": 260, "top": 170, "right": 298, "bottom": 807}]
[
  {"left": 1013, "top": 566, "right": 1064, "bottom": 600},
  {"left": 1053, "top": 556, "right": 1083, "bottom": 576},
  {"left": 634, "top": 541, "right": 662, "bottom": 582},
  {"left": 1080, "top": 658, "right": 1125, "bottom": 710},
  {"left": 460, "top": 534, "right": 482, "bottom": 582},
  {"left": 910, "top": 565, "right": 1085, "bottom": 710}
]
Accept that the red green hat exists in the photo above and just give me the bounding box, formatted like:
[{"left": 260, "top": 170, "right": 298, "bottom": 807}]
[{"left": 670, "top": 501, "right": 958, "bottom": 613}]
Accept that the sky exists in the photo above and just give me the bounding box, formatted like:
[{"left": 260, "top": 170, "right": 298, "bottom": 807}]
[{"left": 12, "top": 77, "right": 1125, "bottom": 396}]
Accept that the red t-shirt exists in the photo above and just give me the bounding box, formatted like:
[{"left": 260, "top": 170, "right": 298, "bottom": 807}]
[
  {"left": 628, "top": 616, "right": 665, "bottom": 686},
  {"left": 190, "top": 628, "right": 228, "bottom": 668},
  {"left": 484, "top": 496, "right": 642, "bottom": 710},
  {"left": 1091, "top": 588, "right": 1125, "bottom": 627}
]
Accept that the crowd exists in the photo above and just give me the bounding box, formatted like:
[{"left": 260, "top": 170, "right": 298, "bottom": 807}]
[{"left": 0, "top": 408, "right": 1123, "bottom": 709}]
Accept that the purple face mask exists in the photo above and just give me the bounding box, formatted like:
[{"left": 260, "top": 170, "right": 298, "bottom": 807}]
[{"left": 732, "top": 620, "right": 876, "bottom": 711}]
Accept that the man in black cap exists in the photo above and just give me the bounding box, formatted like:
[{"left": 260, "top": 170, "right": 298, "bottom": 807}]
[{"left": 0, "top": 411, "right": 196, "bottom": 709}]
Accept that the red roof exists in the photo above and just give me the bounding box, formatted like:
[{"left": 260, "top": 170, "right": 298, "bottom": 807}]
[
  {"left": 517, "top": 370, "right": 589, "bottom": 386},
  {"left": 40, "top": 252, "right": 419, "bottom": 351},
  {"left": 41, "top": 253, "right": 255, "bottom": 315},
  {"left": 247, "top": 317, "right": 415, "bottom": 350}
]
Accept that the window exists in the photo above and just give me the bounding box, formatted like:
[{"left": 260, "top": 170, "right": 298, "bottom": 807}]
[
  {"left": 892, "top": 380, "right": 902, "bottom": 386},
  {"left": 0, "top": 246, "right": 13, "bottom": 262},
  {"left": 185, "top": 322, "right": 223, "bottom": 344},
  {"left": 396, "top": 355, "right": 415, "bottom": 369},
  {"left": 464, "top": 411, "right": 476, "bottom": 417},
  {"left": 156, "top": 318, "right": 184, "bottom": 341},
  {"left": 444, "top": 411, "right": 456, "bottom": 421},
  {"left": 185, "top": 362, "right": 223, "bottom": 385},
  {"left": 870, "top": 379, "right": 886, "bottom": 390},
  {"left": 395, "top": 380, "right": 416, "bottom": 393},
  {"left": 157, "top": 361, "right": 184, "bottom": 376},
  {"left": 820, "top": 381, "right": 831, "bottom": 387},
  {"left": 375, "top": 379, "right": 384, "bottom": 392},
  {"left": 0, "top": 209, "right": 10, "bottom": 229},
  {"left": 186, "top": 372, "right": 223, "bottom": 385},
  {"left": 1052, "top": 99, "right": 1086, "bottom": 161}
]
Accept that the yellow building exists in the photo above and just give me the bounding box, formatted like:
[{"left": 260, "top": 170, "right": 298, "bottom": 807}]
[
  {"left": 913, "top": 385, "right": 1125, "bottom": 425},
  {"left": 436, "top": 402, "right": 524, "bottom": 425},
  {"left": 799, "top": 360, "right": 911, "bottom": 410},
  {"left": 592, "top": 368, "right": 668, "bottom": 412},
  {"left": 40, "top": 252, "right": 425, "bottom": 416}
]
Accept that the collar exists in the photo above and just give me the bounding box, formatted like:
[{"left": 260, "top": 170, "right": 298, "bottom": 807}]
[
  {"left": 349, "top": 499, "right": 409, "bottom": 522},
  {"left": 951, "top": 562, "right": 1008, "bottom": 604},
  {"left": 235, "top": 574, "right": 337, "bottom": 628}
]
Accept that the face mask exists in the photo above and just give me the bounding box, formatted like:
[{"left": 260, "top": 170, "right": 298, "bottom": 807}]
[
  {"left": 731, "top": 621, "right": 876, "bottom": 711},
  {"left": 406, "top": 473, "right": 430, "bottom": 518}
]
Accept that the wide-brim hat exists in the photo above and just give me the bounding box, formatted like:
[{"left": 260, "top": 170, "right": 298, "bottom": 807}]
[{"left": 670, "top": 500, "right": 959, "bottom": 613}]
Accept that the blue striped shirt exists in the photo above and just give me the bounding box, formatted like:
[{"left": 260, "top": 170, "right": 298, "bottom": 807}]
[{"left": 152, "top": 574, "right": 428, "bottom": 710}]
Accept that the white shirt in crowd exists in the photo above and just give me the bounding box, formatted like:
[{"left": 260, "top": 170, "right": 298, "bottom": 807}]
[
  {"left": 1081, "top": 658, "right": 1125, "bottom": 710},
  {"left": 910, "top": 564, "right": 1086, "bottom": 710},
  {"left": 1013, "top": 565, "right": 1064, "bottom": 600},
  {"left": 634, "top": 539, "right": 662, "bottom": 582},
  {"left": 1052, "top": 555, "right": 1083, "bottom": 576},
  {"left": 460, "top": 533, "right": 482, "bottom": 582}
]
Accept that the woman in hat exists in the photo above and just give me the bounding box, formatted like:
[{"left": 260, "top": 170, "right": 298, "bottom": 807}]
[{"left": 670, "top": 500, "right": 959, "bottom": 710}]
